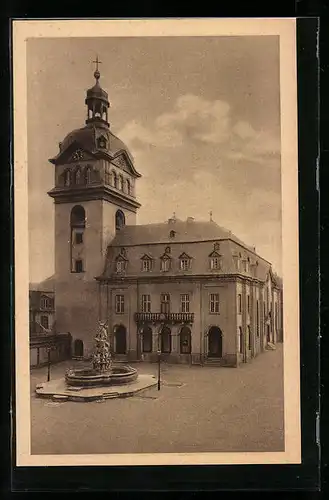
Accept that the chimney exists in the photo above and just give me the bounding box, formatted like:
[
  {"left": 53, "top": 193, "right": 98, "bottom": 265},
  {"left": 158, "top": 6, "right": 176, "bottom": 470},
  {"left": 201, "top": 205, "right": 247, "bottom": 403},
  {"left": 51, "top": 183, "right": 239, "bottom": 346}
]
[{"left": 186, "top": 217, "right": 195, "bottom": 223}]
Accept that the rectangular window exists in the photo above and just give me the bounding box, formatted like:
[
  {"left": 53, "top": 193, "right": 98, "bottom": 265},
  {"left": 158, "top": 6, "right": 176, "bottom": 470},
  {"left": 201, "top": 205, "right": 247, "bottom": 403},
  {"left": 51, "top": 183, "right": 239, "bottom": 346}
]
[
  {"left": 238, "top": 293, "right": 242, "bottom": 314},
  {"left": 115, "top": 294, "right": 125, "bottom": 314},
  {"left": 40, "top": 297, "right": 51, "bottom": 309},
  {"left": 180, "top": 259, "right": 190, "bottom": 271},
  {"left": 209, "top": 293, "right": 220, "bottom": 314},
  {"left": 40, "top": 315, "right": 49, "bottom": 329},
  {"left": 160, "top": 294, "right": 170, "bottom": 314},
  {"left": 75, "top": 231, "right": 83, "bottom": 244},
  {"left": 75, "top": 259, "right": 83, "bottom": 273},
  {"left": 180, "top": 294, "right": 190, "bottom": 313},
  {"left": 210, "top": 257, "right": 221, "bottom": 270},
  {"left": 142, "top": 259, "right": 152, "bottom": 272},
  {"left": 141, "top": 294, "right": 151, "bottom": 313}
]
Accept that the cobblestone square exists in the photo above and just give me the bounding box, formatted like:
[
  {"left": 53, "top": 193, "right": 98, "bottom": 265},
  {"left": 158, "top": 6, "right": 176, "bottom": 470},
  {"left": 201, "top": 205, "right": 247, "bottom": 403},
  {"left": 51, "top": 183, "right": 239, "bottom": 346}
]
[{"left": 30, "top": 345, "right": 284, "bottom": 455}]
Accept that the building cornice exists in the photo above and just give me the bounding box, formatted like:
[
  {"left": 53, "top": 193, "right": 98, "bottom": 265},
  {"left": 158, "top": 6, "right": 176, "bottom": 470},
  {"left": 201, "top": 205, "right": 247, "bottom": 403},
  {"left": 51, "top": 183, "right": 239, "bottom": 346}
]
[
  {"left": 47, "top": 184, "right": 141, "bottom": 211},
  {"left": 95, "top": 272, "right": 269, "bottom": 286}
]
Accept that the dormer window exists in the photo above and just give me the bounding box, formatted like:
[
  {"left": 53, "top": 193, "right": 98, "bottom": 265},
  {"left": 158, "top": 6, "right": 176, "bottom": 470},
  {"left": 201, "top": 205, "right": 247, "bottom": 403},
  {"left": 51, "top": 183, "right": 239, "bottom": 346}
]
[
  {"left": 115, "top": 255, "right": 127, "bottom": 273},
  {"left": 169, "top": 230, "right": 176, "bottom": 239},
  {"left": 210, "top": 257, "right": 221, "bottom": 270},
  {"left": 179, "top": 252, "right": 192, "bottom": 271},
  {"left": 141, "top": 254, "right": 153, "bottom": 272},
  {"left": 209, "top": 250, "right": 222, "bottom": 270}
]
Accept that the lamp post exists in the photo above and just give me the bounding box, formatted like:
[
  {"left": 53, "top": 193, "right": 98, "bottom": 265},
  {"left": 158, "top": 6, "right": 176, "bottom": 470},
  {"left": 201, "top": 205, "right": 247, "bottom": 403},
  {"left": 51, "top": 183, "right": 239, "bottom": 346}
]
[
  {"left": 157, "top": 326, "right": 162, "bottom": 391},
  {"left": 46, "top": 345, "right": 52, "bottom": 382}
]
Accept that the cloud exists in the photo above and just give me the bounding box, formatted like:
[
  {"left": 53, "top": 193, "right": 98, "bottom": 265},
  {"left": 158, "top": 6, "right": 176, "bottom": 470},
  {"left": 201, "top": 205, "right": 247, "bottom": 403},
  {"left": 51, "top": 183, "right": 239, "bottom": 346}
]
[{"left": 119, "top": 94, "right": 280, "bottom": 163}]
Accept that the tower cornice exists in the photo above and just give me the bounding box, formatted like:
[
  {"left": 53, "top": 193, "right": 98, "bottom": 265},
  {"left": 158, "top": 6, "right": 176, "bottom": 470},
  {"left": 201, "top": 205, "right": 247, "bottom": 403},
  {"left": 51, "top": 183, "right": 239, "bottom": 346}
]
[{"left": 47, "top": 184, "right": 141, "bottom": 212}]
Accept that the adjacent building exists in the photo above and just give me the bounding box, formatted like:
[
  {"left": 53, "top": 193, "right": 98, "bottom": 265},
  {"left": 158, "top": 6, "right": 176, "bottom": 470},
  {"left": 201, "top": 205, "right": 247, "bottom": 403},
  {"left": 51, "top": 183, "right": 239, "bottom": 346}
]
[
  {"left": 29, "top": 278, "right": 71, "bottom": 367},
  {"left": 47, "top": 65, "right": 283, "bottom": 367}
]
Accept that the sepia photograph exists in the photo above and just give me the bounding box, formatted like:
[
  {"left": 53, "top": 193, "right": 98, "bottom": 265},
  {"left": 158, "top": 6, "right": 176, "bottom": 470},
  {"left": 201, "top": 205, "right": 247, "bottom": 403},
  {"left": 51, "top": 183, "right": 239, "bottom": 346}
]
[{"left": 14, "top": 19, "right": 300, "bottom": 466}]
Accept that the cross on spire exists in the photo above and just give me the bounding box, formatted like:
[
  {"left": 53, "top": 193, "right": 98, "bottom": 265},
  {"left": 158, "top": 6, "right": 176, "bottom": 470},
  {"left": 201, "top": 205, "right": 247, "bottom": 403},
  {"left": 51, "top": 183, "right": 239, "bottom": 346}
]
[
  {"left": 93, "top": 55, "right": 102, "bottom": 72},
  {"left": 92, "top": 55, "right": 102, "bottom": 81}
]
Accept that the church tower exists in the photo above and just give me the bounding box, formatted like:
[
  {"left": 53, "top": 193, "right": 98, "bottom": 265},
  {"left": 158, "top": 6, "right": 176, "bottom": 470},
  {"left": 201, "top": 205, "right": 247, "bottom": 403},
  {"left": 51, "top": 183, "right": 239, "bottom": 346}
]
[{"left": 48, "top": 59, "right": 141, "bottom": 356}]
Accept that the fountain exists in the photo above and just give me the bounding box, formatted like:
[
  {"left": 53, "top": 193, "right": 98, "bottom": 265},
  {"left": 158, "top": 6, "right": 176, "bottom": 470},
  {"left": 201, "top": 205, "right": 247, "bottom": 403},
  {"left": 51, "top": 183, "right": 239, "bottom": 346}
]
[
  {"left": 35, "top": 322, "right": 156, "bottom": 402},
  {"left": 65, "top": 322, "right": 138, "bottom": 387}
]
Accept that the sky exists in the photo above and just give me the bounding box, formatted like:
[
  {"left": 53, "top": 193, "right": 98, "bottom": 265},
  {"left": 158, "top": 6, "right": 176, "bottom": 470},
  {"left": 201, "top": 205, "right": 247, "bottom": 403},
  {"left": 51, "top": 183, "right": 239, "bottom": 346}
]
[{"left": 27, "top": 36, "right": 281, "bottom": 283}]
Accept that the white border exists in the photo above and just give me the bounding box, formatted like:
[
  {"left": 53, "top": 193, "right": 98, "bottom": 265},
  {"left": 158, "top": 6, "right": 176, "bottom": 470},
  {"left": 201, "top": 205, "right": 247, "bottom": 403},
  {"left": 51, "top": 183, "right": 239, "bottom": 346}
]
[{"left": 13, "top": 18, "right": 300, "bottom": 466}]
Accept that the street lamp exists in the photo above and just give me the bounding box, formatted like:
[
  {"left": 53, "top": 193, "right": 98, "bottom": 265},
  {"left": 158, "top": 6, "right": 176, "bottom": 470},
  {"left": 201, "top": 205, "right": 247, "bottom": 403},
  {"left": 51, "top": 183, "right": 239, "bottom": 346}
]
[{"left": 46, "top": 345, "right": 52, "bottom": 382}]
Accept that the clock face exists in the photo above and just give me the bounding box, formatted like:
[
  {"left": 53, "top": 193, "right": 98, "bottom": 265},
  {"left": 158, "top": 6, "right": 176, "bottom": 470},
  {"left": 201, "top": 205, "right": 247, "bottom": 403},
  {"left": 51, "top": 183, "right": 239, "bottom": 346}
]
[{"left": 72, "top": 149, "right": 84, "bottom": 161}]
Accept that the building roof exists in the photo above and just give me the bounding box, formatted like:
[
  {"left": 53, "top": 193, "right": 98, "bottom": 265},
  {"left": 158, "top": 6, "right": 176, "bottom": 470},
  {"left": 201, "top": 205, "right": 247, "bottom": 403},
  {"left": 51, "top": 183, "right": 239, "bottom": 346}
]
[
  {"left": 53, "top": 125, "right": 134, "bottom": 163},
  {"left": 109, "top": 219, "right": 257, "bottom": 253},
  {"left": 29, "top": 275, "right": 55, "bottom": 292}
]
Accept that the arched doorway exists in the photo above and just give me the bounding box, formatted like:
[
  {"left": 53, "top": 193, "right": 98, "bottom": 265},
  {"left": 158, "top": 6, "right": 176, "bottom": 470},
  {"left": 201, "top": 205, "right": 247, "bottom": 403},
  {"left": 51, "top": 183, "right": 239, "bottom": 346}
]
[
  {"left": 142, "top": 326, "right": 152, "bottom": 353},
  {"left": 180, "top": 326, "right": 191, "bottom": 354},
  {"left": 208, "top": 326, "right": 223, "bottom": 358},
  {"left": 161, "top": 326, "right": 171, "bottom": 353},
  {"left": 115, "top": 324, "right": 127, "bottom": 354},
  {"left": 74, "top": 339, "right": 84, "bottom": 357}
]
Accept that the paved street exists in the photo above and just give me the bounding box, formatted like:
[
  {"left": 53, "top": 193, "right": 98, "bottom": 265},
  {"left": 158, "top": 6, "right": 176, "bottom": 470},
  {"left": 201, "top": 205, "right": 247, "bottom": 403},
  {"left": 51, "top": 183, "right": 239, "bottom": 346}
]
[{"left": 30, "top": 345, "right": 284, "bottom": 455}]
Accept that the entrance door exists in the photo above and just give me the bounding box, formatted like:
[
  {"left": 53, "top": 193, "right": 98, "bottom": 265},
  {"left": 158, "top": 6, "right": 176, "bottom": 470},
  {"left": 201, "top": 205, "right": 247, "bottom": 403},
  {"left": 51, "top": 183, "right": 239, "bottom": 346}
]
[
  {"left": 161, "top": 326, "right": 171, "bottom": 353},
  {"left": 115, "top": 325, "right": 127, "bottom": 354},
  {"left": 74, "top": 339, "right": 84, "bottom": 357},
  {"left": 208, "top": 326, "right": 223, "bottom": 357}
]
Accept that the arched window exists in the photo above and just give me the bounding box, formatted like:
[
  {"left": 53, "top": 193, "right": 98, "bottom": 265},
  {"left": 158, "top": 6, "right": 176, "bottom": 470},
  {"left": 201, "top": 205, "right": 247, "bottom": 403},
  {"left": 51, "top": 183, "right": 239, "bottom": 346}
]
[
  {"left": 70, "top": 205, "right": 86, "bottom": 227},
  {"left": 115, "top": 210, "right": 125, "bottom": 231},
  {"left": 119, "top": 175, "right": 124, "bottom": 191},
  {"left": 142, "top": 326, "right": 152, "bottom": 353},
  {"left": 75, "top": 168, "right": 81, "bottom": 185},
  {"left": 126, "top": 179, "right": 131, "bottom": 195},
  {"left": 85, "top": 166, "right": 92, "bottom": 184},
  {"left": 64, "top": 169, "right": 71, "bottom": 187},
  {"left": 180, "top": 326, "right": 191, "bottom": 354},
  {"left": 113, "top": 171, "right": 118, "bottom": 189},
  {"left": 70, "top": 206, "right": 85, "bottom": 273},
  {"left": 104, "top": 165, "right": 111, "bottom": 186}
]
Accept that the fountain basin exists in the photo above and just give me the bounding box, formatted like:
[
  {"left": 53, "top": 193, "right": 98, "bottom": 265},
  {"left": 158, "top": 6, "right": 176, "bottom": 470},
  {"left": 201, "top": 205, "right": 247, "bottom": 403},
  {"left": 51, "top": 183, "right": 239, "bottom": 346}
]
[{"left": 65, "top": 365, "right": 138, "bottom": 387}]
